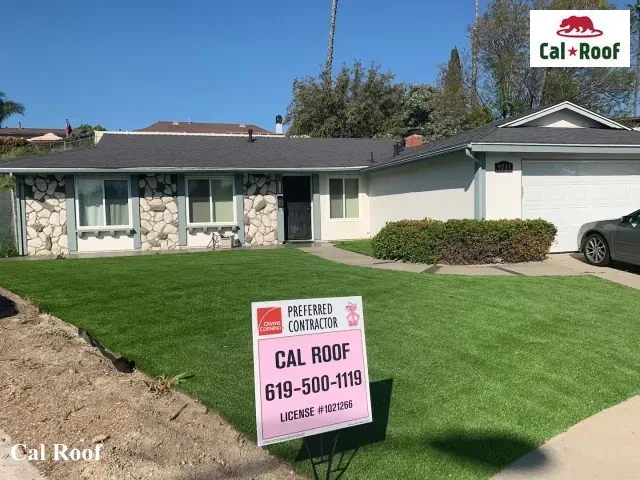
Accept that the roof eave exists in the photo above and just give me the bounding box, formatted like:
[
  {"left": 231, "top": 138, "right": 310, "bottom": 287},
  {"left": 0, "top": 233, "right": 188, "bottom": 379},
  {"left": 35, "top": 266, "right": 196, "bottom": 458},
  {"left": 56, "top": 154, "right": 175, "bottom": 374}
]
[
  {"left": 0, "top": 166, "right": 368, "bottom": 175},
  {"left": 471, "top": 142, "right": 640, "bottom": 153}
]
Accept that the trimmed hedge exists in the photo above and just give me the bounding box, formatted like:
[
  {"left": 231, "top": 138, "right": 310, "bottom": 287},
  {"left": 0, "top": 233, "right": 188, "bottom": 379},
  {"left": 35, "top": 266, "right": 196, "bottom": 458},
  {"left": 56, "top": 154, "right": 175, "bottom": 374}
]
[{"left": 371, "top": 219, "right": 557, "bottom": 265}]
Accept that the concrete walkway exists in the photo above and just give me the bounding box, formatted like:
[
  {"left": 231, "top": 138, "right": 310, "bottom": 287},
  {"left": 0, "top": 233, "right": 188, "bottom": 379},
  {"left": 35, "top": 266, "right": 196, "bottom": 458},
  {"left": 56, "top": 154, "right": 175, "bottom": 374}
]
[
  {"left": 0, "top": 431, "right": 44, "bottom": 480},
  {"left": 493, "top": 396, "right": 640, "bottom": 480},
  {"left": 302, "top": 245, "right": 640, "bottom": 290}
]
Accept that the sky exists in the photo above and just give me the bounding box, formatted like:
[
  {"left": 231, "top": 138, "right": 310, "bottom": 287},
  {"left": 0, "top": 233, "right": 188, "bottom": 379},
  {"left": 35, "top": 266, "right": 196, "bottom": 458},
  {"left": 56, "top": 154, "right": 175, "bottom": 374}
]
[{"left": 3, "top": 0, "right": 628, "bottom": 133}]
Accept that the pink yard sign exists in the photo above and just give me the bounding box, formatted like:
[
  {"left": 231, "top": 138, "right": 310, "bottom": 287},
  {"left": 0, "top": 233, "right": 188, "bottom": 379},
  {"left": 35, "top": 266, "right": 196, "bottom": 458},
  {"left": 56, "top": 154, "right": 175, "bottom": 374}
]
[{"left": 251, "top": 296, "right": 372, "bottom": 446}]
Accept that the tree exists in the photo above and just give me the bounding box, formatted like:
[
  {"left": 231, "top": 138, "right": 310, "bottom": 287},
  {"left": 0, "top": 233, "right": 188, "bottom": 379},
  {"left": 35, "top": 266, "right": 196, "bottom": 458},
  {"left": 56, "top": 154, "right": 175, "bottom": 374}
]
[
  {"left": 285, "top": 60, "right": 405, "bottom": 138},
  {"left": 474, "top": 0, "right": 634, "bottom": 118},
  {"left": 0, "top": 91, "right": 25, "bottom": 127},
  {"left": 325, "top": 0, "right": 339, "bottom": 77},
  {"left": 630, "top": 1, "right": 640, "bottom": 116}
]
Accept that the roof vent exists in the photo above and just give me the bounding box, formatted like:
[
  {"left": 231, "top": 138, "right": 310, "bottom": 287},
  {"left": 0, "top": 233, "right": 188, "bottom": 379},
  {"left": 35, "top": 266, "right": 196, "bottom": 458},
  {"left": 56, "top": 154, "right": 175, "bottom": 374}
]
[
  {"left": 239, "top": 124, "right": 246, "bottom": 128},
  {"left": 248, "top": 128, "right": 254, "bottom": 143},
  {"left": 172, "top": 121, "right": 179, "bottom": 126}
]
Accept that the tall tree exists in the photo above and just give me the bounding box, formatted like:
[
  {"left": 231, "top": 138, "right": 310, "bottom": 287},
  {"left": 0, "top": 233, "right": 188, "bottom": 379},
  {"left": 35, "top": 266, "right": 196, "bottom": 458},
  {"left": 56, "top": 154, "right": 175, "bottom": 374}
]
[
  {"left": 440, "top": 47, "right": 468, "bottom": 120},
  {"left": 325, "top": 0, "right": 339, "bottom": 76},
  {"left": 286, "top": 60, "right": 405, "bottom": 138},
  {"left": 0, "top": 91, "right": 25, "bottom": 127},
  {"left": 474, "top": 0, "right": 633, "bottom": 118}
]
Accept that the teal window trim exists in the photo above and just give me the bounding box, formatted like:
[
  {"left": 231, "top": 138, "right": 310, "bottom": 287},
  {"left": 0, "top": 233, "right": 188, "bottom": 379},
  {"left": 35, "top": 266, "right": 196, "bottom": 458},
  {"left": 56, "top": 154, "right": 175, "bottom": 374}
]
[
  {"left": 131, "top": 174, "right": 141, "bottom": 249},
  {"left": 16, "top": 176, "right": 28, "bottom": 255},
  {"left": 234, "top": 174, "right": 245, "bottom": 245},
  {"left": 176, "top": 174, "right": 187, "bottom": 246},
  {"left": 312, "top": 174, "right": 321, "bottom": 240},
  {"left": 275, "top": 174, "right": 284, "bottom": 243},
  {"left": 473, "top": 153, "right": 486, "bottom": 220},
  {"left": 64, "top": 175, "right": 78, "bottom": 252}
]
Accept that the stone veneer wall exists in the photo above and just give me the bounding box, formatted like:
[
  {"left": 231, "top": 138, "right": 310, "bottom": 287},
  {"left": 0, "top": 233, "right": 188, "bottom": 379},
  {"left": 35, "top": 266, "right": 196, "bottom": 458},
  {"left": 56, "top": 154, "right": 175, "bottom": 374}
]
[
  {"left": 243, "top": 174, "right": 278, "bottom": 245},
  {"left": 23, "top": 175, "right": 69, "bottom": 256},
  {"left": 139, "top": 174, "right": 180, "bottom": 251}
]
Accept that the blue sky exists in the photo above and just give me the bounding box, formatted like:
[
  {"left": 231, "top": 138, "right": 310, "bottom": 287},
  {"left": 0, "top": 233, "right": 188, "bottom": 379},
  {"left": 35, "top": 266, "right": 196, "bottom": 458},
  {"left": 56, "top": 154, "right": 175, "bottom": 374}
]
[{"left": 3, "top": 0, "right": 628, "bottom": 132}]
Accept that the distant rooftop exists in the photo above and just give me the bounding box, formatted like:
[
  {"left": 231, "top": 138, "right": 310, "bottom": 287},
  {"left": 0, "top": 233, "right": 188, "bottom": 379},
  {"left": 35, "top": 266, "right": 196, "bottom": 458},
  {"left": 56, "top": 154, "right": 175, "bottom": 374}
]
[
  {"left": 0, "top": 127, "right": 67, "bottom": 138},
  {"left": 137, "top": 121, "right": 276, "bottom": 135}
]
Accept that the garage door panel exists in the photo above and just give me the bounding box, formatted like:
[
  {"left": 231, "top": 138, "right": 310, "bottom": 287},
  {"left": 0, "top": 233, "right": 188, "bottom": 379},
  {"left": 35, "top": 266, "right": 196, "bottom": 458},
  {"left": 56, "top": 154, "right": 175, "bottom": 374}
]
[{"left": 522, "top": 161, "right": 640, "bottom": 252}]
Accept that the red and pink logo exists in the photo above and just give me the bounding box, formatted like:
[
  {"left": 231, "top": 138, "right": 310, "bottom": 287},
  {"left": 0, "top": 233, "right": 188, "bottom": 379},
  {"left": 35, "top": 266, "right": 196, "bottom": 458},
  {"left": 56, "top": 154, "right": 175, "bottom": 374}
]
[
  {"left": 556, "top": 15, "right": 603, "bottom": 38},
  {"left": 346, "top": 303, "right": 360, "bottom": 327},
  {"left": 257, "top": 307, "right": 282, "bottom": 336}
]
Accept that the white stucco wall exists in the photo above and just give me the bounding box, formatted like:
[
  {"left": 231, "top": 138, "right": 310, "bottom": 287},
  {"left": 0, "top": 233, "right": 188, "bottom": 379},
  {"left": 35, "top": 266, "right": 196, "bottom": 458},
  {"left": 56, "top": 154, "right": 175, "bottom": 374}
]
[
  {"left": 485, "top": 153, "right": 523, "bottom": 220},
  {"left": 518, "top": 110, "right": 604, "bottom": 128},
  {"left": 186, "top": 229, "right": 236, "bottom": 248},
  {"left": 367, "top": 151, "right": 475, "bottom": 236},
  {"left": 319, "top": 174, "right": 370, "bottom": 240},
  {"left": 76, "top": 233, "right": 135, "bottom": 252}
]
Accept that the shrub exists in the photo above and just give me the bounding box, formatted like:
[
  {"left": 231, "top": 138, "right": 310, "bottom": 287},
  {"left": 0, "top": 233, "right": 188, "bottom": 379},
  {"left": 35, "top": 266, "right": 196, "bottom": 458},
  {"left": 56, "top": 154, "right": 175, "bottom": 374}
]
[
  {"left": 371, "top": 218, "right": 557, "bottom": 265},
  {"left": 0, "top": 241, "right": 19, "bottom": 258}
]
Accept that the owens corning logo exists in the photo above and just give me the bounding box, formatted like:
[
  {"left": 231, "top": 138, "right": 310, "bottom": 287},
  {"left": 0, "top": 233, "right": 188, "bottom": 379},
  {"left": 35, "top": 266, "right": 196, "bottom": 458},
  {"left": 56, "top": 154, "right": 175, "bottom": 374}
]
[{"left": 257, "top": 307, "right": 282, "bottom": 336}]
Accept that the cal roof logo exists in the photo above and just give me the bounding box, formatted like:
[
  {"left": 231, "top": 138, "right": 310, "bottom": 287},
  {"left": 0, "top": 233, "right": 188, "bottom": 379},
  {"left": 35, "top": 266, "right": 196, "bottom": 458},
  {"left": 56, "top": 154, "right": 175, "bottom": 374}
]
[{"left": 530, "top": 10, "right": 630, "bottom": 68}]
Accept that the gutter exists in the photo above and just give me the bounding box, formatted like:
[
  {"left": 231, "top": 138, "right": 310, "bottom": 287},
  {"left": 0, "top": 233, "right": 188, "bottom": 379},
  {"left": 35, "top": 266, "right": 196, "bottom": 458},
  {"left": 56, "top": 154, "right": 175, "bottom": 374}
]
[
  {"left": 0, "top": 166, "right": 367, "bottom": 174},
  {"left": 465, "top": 148, "right": 482, "bottom": 165},
  {"left": 363, "top": 144, "right": 467, "bottom": 172}
]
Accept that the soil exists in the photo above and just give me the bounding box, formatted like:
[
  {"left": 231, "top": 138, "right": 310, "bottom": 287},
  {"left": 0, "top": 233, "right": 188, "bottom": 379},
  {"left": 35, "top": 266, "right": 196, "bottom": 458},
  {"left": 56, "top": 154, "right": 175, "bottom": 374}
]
[{"left": 0, "top": 287, "right": 302, "bottom": 480}]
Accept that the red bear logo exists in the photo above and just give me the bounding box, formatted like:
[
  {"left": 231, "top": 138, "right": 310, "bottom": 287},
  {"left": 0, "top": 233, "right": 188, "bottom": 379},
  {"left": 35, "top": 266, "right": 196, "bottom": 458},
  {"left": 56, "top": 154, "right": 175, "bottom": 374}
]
[{"left": 557, "top": 16, "right": 603, "bottom": 38}]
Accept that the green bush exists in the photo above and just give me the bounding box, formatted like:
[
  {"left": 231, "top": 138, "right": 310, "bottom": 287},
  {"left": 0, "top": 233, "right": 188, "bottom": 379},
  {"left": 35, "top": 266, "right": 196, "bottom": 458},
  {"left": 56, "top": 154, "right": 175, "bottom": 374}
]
[
  {"left": 371, "top": 218, "right": 557, "bottom": 265},
  {"left": 0, "top": 241, "right": 19, "bottom": 258}
]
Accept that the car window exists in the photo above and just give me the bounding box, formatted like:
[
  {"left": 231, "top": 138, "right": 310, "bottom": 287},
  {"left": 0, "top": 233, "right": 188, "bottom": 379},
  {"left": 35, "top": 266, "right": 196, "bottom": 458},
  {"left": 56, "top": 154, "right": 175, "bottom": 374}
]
[{"left": 629, "top": 210, "right": 640, "bottom": 223}]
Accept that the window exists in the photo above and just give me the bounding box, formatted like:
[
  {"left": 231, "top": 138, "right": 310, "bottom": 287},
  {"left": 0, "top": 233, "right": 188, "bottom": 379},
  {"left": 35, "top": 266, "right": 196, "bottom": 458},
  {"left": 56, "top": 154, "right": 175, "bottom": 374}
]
[
  {"left": 329, "top": 178, "right": 359, "bottom": 219},
  {"left": 186, "top": 177, "right": 235, "bottom": 225},
  {"left": 76, "top": 178, "right": 131, "bottom": 228}
]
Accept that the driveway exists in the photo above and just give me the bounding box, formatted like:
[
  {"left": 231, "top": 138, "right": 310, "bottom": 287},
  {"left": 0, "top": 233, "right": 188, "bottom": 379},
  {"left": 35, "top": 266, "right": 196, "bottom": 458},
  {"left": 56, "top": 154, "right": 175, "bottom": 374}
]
[{"left": 308, "top": 245, "right": 640, "bottom": 290}]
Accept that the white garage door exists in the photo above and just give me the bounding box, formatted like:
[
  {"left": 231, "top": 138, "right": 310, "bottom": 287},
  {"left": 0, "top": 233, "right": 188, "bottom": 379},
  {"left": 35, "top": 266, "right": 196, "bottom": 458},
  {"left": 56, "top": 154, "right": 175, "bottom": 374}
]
[{"left": 522, "top": 161, "right": 640, "bottom": 252}]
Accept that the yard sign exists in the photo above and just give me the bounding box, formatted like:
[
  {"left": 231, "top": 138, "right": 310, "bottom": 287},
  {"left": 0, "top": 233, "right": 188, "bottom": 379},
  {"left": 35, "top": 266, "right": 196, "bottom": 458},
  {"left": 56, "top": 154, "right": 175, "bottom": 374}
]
[{"left": 251, "top": 296, "right": 372, "bottom": 446}]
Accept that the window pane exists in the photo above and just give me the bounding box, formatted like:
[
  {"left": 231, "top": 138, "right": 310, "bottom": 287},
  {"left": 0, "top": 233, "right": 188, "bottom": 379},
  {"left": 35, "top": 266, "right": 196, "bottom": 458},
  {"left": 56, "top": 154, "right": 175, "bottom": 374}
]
[
  {"left": 188, "top": 179, "right": 211, "bottom": 223},
  {"left": 211, "top": 178, "right": 234, "bottom": 223},
  {"left": 329, "top": 179, "right": 344, "bottom": 219},
  {"left": 105, "top": 180, "right": 130, "bottom": 226},
  {"left": 345, "top": 178, "right": 359, "bottom": 218},
  {"left": 77, "top": 179, "right": 104, "bottom": 227}
]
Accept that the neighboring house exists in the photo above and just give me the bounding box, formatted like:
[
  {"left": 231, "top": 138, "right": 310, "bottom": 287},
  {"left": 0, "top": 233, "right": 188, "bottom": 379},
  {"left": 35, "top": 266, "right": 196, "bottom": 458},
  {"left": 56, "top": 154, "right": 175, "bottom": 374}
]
[
  {"left": 137, "top": 121, "right": 278, "bottom": 135},
  {"left": 2, "top": 101, "right": 640, "bottom": 256},
  {"left": 0, "top": 127, "right": 67, "bottom": 139}
]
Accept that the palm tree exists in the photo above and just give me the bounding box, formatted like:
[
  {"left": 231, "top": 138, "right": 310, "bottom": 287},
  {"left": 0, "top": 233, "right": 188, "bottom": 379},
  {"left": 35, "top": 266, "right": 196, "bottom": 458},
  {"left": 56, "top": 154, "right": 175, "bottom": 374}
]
[
  {"left": 325, "top": 0, "right": 339, "bottom": 77},
  {"left": 0, "top": 91, "right": 25, "bottom": 127}
]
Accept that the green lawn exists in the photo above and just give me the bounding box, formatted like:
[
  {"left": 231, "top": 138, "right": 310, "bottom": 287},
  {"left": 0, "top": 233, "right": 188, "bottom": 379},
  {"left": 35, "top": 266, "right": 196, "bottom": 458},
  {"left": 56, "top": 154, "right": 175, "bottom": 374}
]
[
  {"left": 333, "top": 239, "right": 374, "bottom": 257},
  {"left": 1, "top": 249, "right": 639, "bottom": 479}
]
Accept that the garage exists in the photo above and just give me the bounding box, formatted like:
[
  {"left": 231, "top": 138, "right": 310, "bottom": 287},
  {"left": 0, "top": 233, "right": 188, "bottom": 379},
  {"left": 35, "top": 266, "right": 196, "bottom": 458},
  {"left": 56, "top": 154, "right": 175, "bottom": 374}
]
[{"left": 522, "top": 161, "right": 640, "bottom": 252}]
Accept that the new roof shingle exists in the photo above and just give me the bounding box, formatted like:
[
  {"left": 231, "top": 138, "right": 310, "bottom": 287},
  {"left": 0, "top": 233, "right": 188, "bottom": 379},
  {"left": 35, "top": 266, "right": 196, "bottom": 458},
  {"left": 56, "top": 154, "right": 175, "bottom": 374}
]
[{"left": 0, "top": 134, "right": 396, "bottom": 171}]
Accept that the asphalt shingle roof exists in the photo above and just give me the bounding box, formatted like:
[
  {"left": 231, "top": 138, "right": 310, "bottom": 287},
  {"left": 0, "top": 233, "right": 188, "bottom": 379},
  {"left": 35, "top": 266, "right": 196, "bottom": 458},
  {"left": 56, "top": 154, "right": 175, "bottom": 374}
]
[{"left": 0, "top": 134, "right": 396, "bottom": 170}]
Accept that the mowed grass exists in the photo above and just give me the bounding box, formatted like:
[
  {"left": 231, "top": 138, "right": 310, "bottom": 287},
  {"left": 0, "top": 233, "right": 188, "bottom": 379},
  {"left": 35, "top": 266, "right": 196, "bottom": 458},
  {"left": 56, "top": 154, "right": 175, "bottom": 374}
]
[
  {"left": 333, "top": 239, "right": 374, "bottom": 257},
  {"left": 1, "top": 249, "right": 639, "bottom": 479}
]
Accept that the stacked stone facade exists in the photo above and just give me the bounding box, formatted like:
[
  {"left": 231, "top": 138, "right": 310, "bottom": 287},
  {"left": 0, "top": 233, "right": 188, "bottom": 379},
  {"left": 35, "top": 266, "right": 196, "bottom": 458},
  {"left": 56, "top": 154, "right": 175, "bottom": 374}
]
[
  {"left": 139, "top": 174, "right": 180, "bottom": 251},
  {"left": 243, "top": 174, "right": 278, "bottom": 246},
  {"left": 24, "top": 175, "right": 69, "bottom": 256}
]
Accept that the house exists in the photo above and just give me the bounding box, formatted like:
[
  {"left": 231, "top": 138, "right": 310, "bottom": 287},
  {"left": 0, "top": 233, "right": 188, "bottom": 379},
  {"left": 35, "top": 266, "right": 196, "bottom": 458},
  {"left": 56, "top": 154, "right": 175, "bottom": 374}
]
[
  {"left": 2, "top": 101, "right": 640, "bottom": 257},
  {"left": 0, "top": 126, "right": 68, "bottom": 139},
  {"left": 137, "top": 121, "right": 278, "bottom": 135}
]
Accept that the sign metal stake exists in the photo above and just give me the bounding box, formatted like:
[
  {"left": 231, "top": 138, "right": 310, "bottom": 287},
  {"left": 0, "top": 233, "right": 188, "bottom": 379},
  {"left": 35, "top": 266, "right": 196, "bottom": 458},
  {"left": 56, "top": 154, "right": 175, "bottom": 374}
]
[{"left": 303, "top": 431, "right": 341, "bottom": 480}]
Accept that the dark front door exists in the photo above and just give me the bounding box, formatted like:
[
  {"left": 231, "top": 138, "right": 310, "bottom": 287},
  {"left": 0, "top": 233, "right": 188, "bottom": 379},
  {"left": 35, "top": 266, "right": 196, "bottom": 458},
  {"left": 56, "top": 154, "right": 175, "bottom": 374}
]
[{"left": 283, "top": 176, "right": 312, "bottom": 241}]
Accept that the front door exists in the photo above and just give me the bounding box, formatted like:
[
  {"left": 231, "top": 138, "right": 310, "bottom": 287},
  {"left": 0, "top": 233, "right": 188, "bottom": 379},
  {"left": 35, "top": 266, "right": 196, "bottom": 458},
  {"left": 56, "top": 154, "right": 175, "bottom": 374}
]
[{"left": 283, "top": 176, "right": 312, "bottom": 241}]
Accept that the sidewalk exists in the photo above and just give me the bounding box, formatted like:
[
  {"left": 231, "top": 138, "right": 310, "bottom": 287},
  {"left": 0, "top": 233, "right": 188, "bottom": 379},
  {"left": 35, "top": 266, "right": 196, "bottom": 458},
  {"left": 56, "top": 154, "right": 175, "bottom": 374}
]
[
  {"left": 493, "top": 396, "right": 640, "bottom": 480},
  {"left": 0, "top": 431, "right": 44, "bottom": 480},
  {"left": 303, "top": 245, "right": 640, "bottom": 290}
]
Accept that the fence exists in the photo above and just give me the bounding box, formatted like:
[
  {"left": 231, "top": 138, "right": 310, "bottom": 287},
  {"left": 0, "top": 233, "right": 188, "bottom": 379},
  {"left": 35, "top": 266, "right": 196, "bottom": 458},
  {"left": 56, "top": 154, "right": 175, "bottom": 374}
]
[{"left": 0, "top": 189, "right": 16, "bottom": 249}]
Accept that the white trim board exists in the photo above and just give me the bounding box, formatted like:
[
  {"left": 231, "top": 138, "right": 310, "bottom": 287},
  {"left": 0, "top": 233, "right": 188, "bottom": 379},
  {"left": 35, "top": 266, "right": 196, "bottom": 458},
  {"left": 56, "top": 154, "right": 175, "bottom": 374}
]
[{"left": 497, "top": 101, "right": 630, "bottom": 130}]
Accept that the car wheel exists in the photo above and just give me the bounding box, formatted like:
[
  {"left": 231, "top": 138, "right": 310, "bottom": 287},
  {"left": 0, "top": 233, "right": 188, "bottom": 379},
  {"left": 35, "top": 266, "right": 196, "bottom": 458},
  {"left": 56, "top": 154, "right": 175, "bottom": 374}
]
[{"left": 584, "top": 233, "right": 610, "bottom": 267}]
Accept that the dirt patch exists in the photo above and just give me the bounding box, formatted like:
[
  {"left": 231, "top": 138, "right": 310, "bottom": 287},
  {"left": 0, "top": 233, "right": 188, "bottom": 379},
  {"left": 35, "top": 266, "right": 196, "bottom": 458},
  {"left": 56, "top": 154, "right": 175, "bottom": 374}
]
[{"left": 0, "top": 287, "right": 302, "bottom": 480}]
